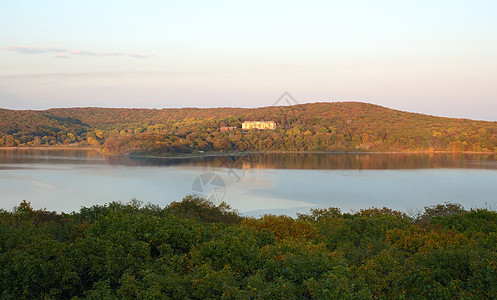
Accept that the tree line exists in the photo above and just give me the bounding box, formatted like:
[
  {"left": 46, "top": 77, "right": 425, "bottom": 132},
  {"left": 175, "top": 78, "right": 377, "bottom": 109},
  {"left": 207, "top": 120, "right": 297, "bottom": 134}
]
[
  {"left": 1, "top": 197, "right": 496, "bottom": 298},
  {"left": 2, "top": 102, "right": 497, "bottom": 154}
]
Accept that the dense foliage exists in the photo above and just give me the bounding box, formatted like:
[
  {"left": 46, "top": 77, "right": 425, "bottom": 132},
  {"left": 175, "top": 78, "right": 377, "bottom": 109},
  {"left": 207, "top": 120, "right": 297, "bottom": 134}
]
[
  {"left": 1, "top": 197, "right": 496, "bottom": 298},
  {"left": 2, "top": 102, "right": 497, "bottom": 154}
]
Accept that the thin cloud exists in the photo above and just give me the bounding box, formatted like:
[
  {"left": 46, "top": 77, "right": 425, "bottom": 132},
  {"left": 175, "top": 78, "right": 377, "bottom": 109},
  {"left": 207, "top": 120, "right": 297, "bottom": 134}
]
[
  {"left": 0, "top": 70, "right": 216, "bottom": 81},
  {"left": 1, "top": 46, "right": 65, "bottom": 54},
  {"left": 0, "top": 46, "right": 153, "bottom": 59},
  {"left": 128, "top": 54, "right": 153, "bottom": 59},
  {"left": 68, "top": 49, "right": 96, "bottom": 56},
  {"left": 55, "top": 53, "right": 71, "bottom": 59}
]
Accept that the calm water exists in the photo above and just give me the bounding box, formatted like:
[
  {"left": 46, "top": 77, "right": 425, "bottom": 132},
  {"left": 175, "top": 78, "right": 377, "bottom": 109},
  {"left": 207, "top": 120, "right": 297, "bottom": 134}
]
[{"left": 1, "top": 149, "right": 497, "bottom": 216}]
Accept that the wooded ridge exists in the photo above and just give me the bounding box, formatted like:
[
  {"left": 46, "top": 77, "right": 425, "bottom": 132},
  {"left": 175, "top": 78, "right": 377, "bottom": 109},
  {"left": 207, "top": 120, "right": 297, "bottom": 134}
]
[{"left": 1, "top": 102, "right": 496, "bottom": 154}]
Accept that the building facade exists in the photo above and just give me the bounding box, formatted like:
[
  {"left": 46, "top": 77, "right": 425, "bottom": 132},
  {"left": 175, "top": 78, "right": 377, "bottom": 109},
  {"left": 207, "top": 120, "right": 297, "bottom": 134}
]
[
  {"left": 220, "top": 126, "right": 237, "bottom": 132},
  {"left": 242, "top": 121, "right": 276, "bottom": 130}
]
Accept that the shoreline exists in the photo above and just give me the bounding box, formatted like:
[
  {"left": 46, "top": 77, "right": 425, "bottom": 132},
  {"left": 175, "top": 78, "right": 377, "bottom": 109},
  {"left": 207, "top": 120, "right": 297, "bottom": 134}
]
[
  {"left": 127, "top": 150, "right": 497, "bottom": 160},
  {"left": 1, "top": 146, "right": 496, "bottom": 159},
  {"left": 0, "top": 146, "right": 98, "bottom": 151}
]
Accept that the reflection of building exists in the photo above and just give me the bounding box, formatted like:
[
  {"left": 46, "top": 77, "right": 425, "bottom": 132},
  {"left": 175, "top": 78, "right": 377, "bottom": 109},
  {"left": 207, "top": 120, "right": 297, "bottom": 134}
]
[
  {"left": 242, "top": 121, "right": 276, "bottom": 130},
  {"left": 220, "top": 126, "right": 237, "bottom": 132}
]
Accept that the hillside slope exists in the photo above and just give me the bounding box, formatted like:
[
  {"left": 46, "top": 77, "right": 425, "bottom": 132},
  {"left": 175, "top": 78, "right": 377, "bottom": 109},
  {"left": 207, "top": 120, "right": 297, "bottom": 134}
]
[{"left": 1, "top": 102, "right": 496, "bottom": 153}]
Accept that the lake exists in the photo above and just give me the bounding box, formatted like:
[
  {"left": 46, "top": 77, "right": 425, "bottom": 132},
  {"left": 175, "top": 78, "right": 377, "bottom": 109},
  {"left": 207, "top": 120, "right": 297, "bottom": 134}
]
[{"left": 1, "top": 149, "right": 497, "bottom": 216}]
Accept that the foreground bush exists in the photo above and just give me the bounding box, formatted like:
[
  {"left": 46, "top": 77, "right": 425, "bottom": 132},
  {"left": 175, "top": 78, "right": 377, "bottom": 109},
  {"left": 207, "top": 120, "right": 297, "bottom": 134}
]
[{"left": 0, "top": 198, "right": 496, "bottom": 299}]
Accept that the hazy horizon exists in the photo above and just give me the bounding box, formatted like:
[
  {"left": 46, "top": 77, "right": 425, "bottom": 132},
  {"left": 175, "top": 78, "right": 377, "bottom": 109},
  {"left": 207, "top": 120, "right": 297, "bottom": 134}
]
[{"left": 1, "top": 1, "right": 496, "bottom": 120}]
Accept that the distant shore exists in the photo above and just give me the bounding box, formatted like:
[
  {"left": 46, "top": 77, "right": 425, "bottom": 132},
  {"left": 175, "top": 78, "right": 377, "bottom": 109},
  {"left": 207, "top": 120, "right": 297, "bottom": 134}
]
[
  {"left": 0, "top": 146, "right": 99, "bottom": 151},
  {"left": 1, "top": 145, "right": 496, "bottom": 158},
  {"left": 126, "top": 150, "right": 497, "bottom": 160}
]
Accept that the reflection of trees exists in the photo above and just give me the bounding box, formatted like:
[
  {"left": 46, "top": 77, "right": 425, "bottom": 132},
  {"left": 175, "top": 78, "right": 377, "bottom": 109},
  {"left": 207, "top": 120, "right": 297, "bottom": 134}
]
[
  {"left": 232, "top": 153, "right": 497, "bottom": 170},
  {"left": 127, "top": 153, "right": 497, "bottom": 170},
  {"left": 2, "top": 150, "right": 497, "bottom": 170},
  {"left": 0, "top": 149, "right": 105, "bottom": 165}
]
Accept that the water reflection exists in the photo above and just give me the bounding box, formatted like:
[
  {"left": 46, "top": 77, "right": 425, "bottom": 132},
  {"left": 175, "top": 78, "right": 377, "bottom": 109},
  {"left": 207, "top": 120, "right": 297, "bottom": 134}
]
[
  {"left": 0, "top": 149, "right": 105, "bottom": 164},
  {"left": 2, "top": 149, "right": 497, "bottom": 170},
  {"left": 1, "top": 149, "right": 497, "bottom": 216}
]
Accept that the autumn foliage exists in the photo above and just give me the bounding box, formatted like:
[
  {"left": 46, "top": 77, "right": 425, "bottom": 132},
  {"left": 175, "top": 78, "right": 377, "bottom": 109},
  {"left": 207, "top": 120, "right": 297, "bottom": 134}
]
[{"left": 2, "top": 102, "right": 497, "bottom": 154}]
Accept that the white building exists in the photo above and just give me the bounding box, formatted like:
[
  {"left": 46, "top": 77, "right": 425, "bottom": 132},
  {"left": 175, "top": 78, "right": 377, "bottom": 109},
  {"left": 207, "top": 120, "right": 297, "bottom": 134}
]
[{"left": 242, "top": 121, "right": 276, "bottom": 130}]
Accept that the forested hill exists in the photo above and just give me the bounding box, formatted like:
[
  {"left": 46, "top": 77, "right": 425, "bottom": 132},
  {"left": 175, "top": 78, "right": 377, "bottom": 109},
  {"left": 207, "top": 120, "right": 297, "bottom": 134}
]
[{"left": 1, "top": 102, "right": 497, "bottom": 154}]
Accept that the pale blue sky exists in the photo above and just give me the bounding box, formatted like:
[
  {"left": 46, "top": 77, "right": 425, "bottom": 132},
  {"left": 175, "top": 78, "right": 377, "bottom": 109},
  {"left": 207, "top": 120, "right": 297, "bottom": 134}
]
[{"left": 1, "top": 0, "right": 496, "bottom": 120}]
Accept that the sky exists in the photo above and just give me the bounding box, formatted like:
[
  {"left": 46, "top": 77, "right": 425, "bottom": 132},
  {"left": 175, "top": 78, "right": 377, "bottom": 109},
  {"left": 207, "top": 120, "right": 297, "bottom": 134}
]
[{"left": 1, "top": 0, "right": 496, "bottom": 120}]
